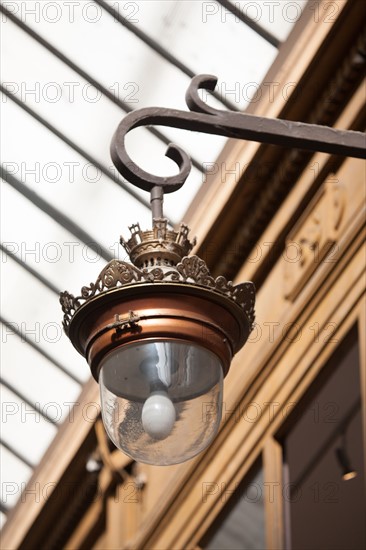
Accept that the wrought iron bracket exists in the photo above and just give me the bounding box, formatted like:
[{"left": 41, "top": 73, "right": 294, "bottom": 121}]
[{"left": 110, "top": 74, "right": 365, "bottom": 218}]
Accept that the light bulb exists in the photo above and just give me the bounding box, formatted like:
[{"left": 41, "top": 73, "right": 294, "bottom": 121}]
[
  {"left": 141, "top": 390, "right": 176, "bottom": 440},
  {"left": 99, "top": 341, "right": 224, "bottom": 464}
]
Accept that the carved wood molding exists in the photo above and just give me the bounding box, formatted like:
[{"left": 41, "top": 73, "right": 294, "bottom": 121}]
[{"left": 283, "top": 174, "right": 346, "bottom": 301}]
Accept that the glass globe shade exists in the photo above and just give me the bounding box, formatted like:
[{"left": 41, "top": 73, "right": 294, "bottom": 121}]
[{"left": 99, "top": 339, "right": 223, "bottom": 465}]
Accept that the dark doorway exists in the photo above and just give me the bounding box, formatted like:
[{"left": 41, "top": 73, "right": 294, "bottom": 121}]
[{"left": 281, "top": 326, "right": 365, "bottom": 550}]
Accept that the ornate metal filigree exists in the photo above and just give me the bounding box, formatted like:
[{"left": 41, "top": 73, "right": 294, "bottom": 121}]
[{"left": 60, "top": 256, "right": 255, "bottom": 335}]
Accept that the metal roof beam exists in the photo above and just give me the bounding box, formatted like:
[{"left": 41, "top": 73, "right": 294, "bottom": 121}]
[
  {"left": 0, "top": 377, "right": 59, "bottom": 426},
  {"left": 0, "top": 243, "right": 59, "bottom": 296},
  {"left": 216, "top": 0, "right": 281, "bottom": 48},
  {"left": 0, "top": 4, "right": 204, "bottom": 177},
  {"left": 0, "top": 316, "right": 83, "bottom": 385},
  {"left": 0, "top": 83, "right": 150, "bottom": 209},
  {"left": 1, "top": 168, "right": 113, "bottom": 263},
  {"left": 0, "top": 440, "right": 35, "bottom": 470},
  {"left": 95, "top": 0, "right": 240, "bottom": 112}
]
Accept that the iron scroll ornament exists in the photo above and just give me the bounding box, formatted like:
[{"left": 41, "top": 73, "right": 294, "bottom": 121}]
[{"left": 110, "top": 74, "right": 366, "bottom": 195}]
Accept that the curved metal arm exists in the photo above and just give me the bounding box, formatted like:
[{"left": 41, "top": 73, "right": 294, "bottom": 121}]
[{"left": 110, "top": 74, "right": 366, "bottom": 200}]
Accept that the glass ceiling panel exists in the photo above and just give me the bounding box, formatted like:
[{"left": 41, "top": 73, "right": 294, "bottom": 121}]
[
  {"left": 1, "top": 98, "right": 152, "bottom": 240},
  {"left": 1, "top": 255, "right": 89, "bottom": 381},
  {"left": 2, "top": 1, "right": 194, "bottom": 113},
  {"left": 1, "top": 92, "right": 214, "bottom": 227},
  {"left": 1, "top": 2, "right": 227, "bottom": 221},
  {"left": 0, "top": 386, "right": 57, "bottom": 466},
  {"left": 1, "top": 181, "right": 108, "bottom": 292},
  {"left": 230, "top": 1, "right": 306, "bottom": 41},
  {"left": 125, "top": 0, "right": 278, "bottom": 110},
  {"left": 1, "top": 323, "right": 81, "bottom": 421},
  {"left": 0, "top": 445, "right": 32, "bottom": 509},
  {"left": 1, "top": 18, "right": 205, "bottom": 173}
]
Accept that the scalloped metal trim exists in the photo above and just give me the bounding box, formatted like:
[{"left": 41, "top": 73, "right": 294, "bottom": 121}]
[{"left": 60, "top": 255, "right": 255, "bottom": 335}]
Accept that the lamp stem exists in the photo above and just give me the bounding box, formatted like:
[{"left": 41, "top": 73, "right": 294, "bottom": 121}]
[{"left": 150, "top": 186, "right": 164, "bottom": 220}]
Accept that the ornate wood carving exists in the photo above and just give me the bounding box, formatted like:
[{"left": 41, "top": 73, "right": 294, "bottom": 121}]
[{"left": 283, "top": 175, "right": 346, "bottom": 301}]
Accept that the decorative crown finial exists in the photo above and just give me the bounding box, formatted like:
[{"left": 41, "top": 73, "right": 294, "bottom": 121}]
[{"left": 120, "top": 218, "right": 196, "bottom": 269}]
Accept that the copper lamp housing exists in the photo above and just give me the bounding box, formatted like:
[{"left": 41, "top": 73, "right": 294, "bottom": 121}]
[
  {"left": 60, "top": 219, "right": 255, "bottom": 465},
  {"left": 61, "top": 220, "right": 255, "bottom": 380}
]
